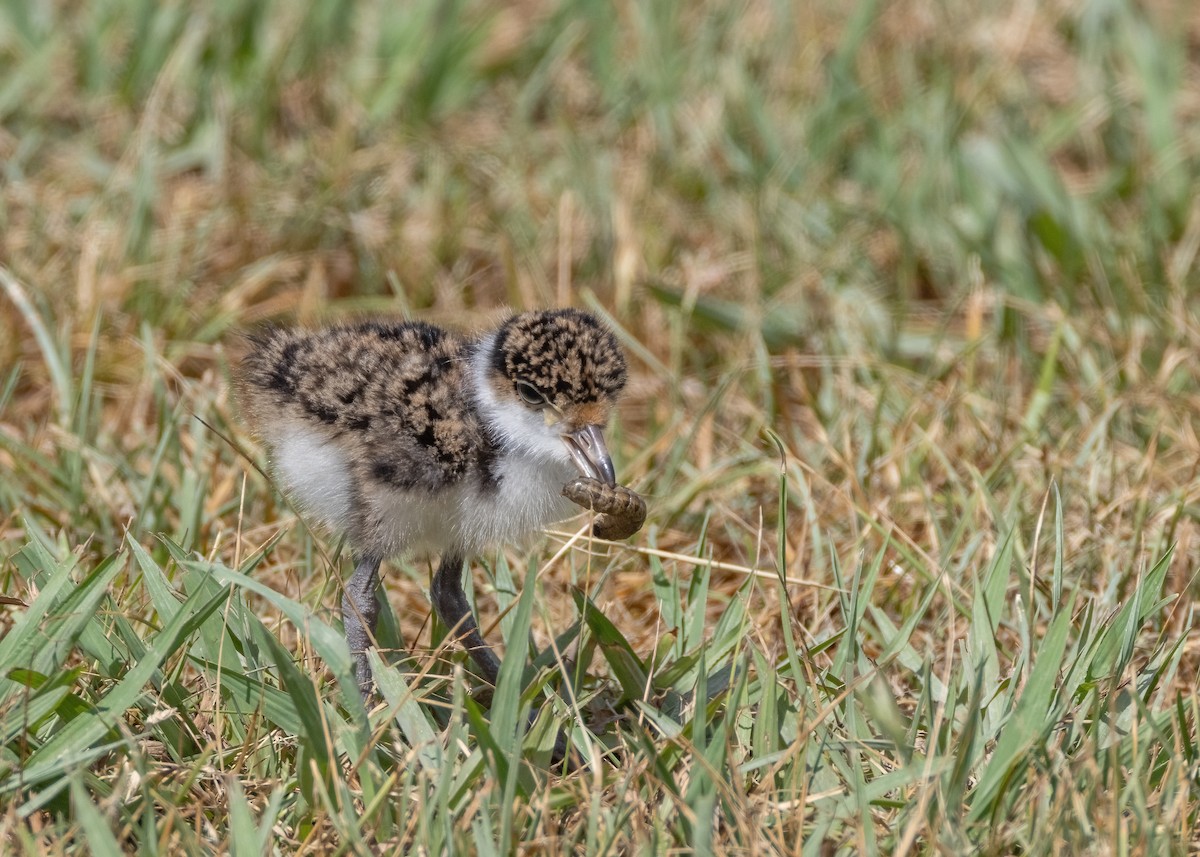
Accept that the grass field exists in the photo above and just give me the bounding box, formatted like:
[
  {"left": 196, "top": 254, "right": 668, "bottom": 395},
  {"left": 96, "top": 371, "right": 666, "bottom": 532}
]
[{"left": 2, "top": 0, "right": 1200, "bottom": 853}]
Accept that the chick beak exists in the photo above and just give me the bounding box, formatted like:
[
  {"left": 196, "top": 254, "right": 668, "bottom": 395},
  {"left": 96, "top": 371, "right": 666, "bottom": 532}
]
[{"left": 562, "top": 424, "right": 616, "bottom": 485}]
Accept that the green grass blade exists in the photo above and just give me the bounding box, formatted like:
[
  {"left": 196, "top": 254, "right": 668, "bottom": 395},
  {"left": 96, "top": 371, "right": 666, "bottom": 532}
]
[
  {"left": 0, "top": 266, "right": 71, "bottom": 424},
  {"left": 4, "top": 582, "right": 231, "bottom": 804},
  {"left": 369, "top": 649, "right": 443, "bottom": 772},
  {"left": 69, "top": 776, "right": 123, "bottom": 857},
  {"left": 0, "top": 549, "right": 125, "bottom": 698},
  {"left": 968, "top": 594, "right": 1075, "bottom": 821}
]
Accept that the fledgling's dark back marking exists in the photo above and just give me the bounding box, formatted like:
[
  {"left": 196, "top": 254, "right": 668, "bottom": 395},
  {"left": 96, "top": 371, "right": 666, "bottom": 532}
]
[{"left": 239, "top": 320, "right": 489, "bottom": 492}]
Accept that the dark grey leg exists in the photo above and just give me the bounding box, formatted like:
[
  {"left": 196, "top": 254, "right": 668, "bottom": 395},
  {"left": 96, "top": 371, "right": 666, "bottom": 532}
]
[
  {"left": 431, "top": 554, "right": 578, "bottom": 769},
  {"left": 343, "top": 554, "right": 381, "bottom": 696},
  {"left": 430, "top": 554, "right": 501, "bottom": 686}
]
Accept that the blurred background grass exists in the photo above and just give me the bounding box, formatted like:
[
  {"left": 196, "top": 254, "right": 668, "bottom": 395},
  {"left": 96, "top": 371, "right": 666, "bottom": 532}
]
[{"left": 2, "top": 0, "right": 1200, "bottom": 853}]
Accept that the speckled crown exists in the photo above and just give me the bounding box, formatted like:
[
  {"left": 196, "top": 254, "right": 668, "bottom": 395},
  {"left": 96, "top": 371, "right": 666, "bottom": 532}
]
[{"left": 490, "top": 309, "right": 627, "bottom": 405}]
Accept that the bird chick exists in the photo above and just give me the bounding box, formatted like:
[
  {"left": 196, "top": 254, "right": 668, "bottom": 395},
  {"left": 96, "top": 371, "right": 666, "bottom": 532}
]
[{"left": 236, "top": 309, "right": 641, "bottom": 694}]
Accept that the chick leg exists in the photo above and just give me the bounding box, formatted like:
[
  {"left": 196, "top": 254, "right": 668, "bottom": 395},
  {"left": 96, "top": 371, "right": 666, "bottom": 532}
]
[
  {"left": 431, "top": 553, "right": 502, "bottom": 686},
  {"left": 431, "top": 555, "right": 578, "bottom": 768},
  {"left": 343, "top": 554, "right": 381, "bottom": 696}
]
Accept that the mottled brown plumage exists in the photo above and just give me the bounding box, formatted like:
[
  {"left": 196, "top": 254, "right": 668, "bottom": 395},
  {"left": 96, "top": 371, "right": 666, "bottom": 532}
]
[
  {"left": 236, "top": 309, "right": 645, "bottom": 716},
  {"left": 238, "top": 321, "right": 493, "bottom": 493},
  {"left": 491, "top": 310, "right": 627, "bottom": 408}
]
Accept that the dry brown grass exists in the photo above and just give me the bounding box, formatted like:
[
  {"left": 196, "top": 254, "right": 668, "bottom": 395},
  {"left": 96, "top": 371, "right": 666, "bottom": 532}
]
[{"left": 3, "top": 0, "right": 1200, "bottom": 852}]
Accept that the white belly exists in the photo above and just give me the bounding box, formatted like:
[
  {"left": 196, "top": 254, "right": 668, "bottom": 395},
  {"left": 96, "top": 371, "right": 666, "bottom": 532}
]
[
  {"left": 453, "top": 453, "right": 579, "bottom": 553},
  {"left": 272, "top": 424, "right": 354, "bottom": 529},
  {"left": 370, "top": 453, "right": 579, "bottom": 556},
  {"left": 270, "top": 422, "right": 579, "bottom": 558}
]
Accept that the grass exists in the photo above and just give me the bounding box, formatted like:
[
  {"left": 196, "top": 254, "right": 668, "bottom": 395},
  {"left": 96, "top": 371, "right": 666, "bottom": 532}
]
[{"left": 1, "top": 0, "right": 1199, "bottom": 853}]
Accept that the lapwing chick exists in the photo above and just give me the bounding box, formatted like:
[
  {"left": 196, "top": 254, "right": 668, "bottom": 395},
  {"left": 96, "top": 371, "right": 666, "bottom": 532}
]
[{"left": 237, "top": 309, "right": 644, "bottom": 696}]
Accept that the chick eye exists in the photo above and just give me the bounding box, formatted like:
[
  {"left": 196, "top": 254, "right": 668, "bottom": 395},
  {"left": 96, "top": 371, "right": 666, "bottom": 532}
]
[{"left": 516, "top": 382, "right": 545, "bottom": 406}]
